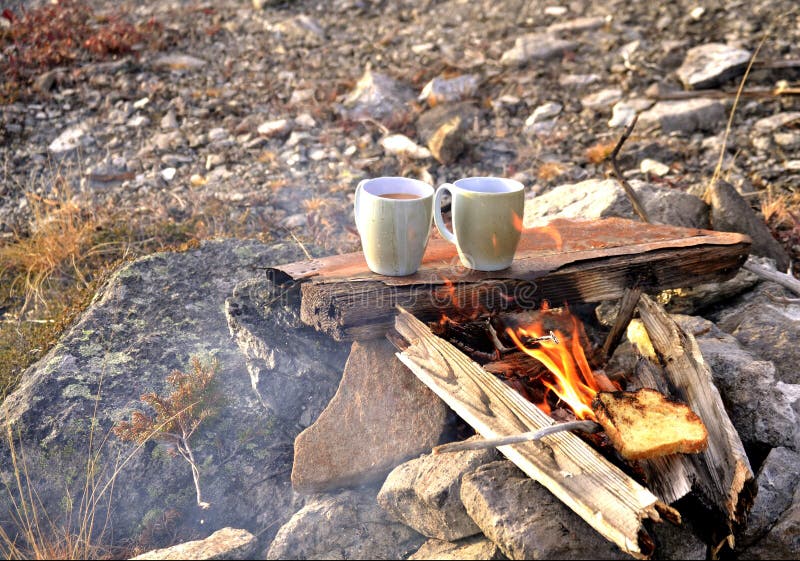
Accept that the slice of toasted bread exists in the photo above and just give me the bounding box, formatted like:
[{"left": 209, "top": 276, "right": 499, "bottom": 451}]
[{"left": 591, "top": 388, "right": 708, "bottom": 460}]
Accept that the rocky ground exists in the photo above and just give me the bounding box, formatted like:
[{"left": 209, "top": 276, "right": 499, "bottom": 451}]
[
  {"left": 2, "top": 0, "right": 800, "bottom": 559},
  {"left": 1, "top": 0, "right": 799, "bottom": 259}
]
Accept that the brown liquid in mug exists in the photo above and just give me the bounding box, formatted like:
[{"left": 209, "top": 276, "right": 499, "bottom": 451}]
[{"left": 379, "top": 193, "right": 421, "bottom": 200}]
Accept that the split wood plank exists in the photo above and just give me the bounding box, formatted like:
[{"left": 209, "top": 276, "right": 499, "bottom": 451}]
[
  {"left": 391, "top": 307, "right": 678, "bottom": 560},
  {"left": 630, "top": 295, "right": 755, "bottom": 543}
]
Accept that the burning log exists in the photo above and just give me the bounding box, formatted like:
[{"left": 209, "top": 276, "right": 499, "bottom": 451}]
[
  {"left": 267, "top": 218, "right": 751, "bottom": 341},
  {"left": 390, "top": 307, "right": 678, "bottom": 560},
  {"left": 628, "top": 295, "right": 756, "bottom": 547}
]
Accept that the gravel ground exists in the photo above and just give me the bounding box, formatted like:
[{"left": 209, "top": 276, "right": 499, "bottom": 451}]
[{"left": 1, "top": 0, "right": 799, "bottom": 257}]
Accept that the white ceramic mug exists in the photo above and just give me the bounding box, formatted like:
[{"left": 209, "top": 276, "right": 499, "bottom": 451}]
[
  {"left": 434, "top": 177, "right": 525, "bottom": 271},
  {"left": 354, "top": 177, "right": 434, "bottom": 276}
]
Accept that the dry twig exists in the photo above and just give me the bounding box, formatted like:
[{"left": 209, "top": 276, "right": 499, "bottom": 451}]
[{"left": 609, "top": 115, "right": 650, "bottom": 223}]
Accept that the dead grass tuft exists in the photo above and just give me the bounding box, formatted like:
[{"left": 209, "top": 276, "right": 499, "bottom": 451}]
[
  {"left": 537, "top": 161, "right": 568, "bottom": 182},
  {"left": 585, "top": 140, "right": 617, "bottom": 165}
]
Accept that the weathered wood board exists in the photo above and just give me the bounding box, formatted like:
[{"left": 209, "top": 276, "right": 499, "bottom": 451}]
[{"left": 267, "top": 218, "right": 750, "bottom": 341}]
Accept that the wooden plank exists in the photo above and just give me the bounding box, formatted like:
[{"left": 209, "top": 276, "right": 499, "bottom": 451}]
[
  {"left": 631, "top": 295, "right": 755, "bottom": 545},
  {"left": 300, "top": 234, "right": 750, "bottom": 341},
  {"left": 269, "top": 218, "right": 750, "bottom": 286},
  {"left": 392, "top": 308, "right": 677, "bottom": 560}
]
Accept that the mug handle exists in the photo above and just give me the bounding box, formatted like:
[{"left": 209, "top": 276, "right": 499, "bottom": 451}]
[
  {"left": 434, "top": 184, "right": 457, "bottom": 244},
  {"left": 354, "top": 179, "right": 367, "bottom": 234}
]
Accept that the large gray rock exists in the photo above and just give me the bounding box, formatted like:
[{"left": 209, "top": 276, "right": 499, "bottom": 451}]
[
  {"left": 743, "top": 485, "right": 800, "bottom": 559},
  {"left": 639, "top": 99, "right": 726, "bottom": 133},
  {"left": 291, "top": 339, "right": 449, "bottom": 493},
  {"left": 742, "top": 447, "right": 800, "bottom": 546},
  {"left": 460, "top": 461, "right": 628, "bottom": 560},
  {"left": 0, "top": 240, "right": 337, "bottom": 549},
  {"left": 131, "top": 527, "right": 257, "bottom": 560},
  {"left": 707, "top": 179, "right": 790, "bottom": 271},
  {"left": 377, "top": 437, "right": 499, "bottom": 541},
  {"left": 523, "top": 178, "right": 709, "bottom": 229},
  {"left": 409, "top": 536, "right": 506, "bottom": 560},
  {"left": 672, "top": 315, "right": 800, "bottom": 450},
  {"left": 225, "top": 276, "right": 349, "bottom": 426},
  {"left": 266, "top": 488, "right": 424, "bottom": 560},
  {"left": 676, "top": 43, "right": 751, "bottom": 90}
]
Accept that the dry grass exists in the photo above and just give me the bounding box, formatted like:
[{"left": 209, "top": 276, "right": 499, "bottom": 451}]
[
  {"left": 537, "top": 161, "right": 568, "bottom": 182},
  {"left": 585, "top": 140, "right": 617, "bottom": 165},
  {"left": 0, "top": 177, "right": 222, "bottom": 399}
]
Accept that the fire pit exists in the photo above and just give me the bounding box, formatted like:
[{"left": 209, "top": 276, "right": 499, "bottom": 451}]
[{"left": 267, "top": 217, "right": 754, "bottom": 559}]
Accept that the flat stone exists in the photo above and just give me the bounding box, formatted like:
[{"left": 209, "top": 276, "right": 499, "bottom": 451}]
[
  {"left": 378, "top": 437, "right": 499, "bottom": 541},
  {"left": 525, "top": 102, "right": 562, "bottom": 126},
  {"left": 291, "top": 339, "right": 449, "bottom": 493},
  {"left": 460, "top": 461, "right": 628, "bottom": 560},
  {"left": 500, "top": 33, "right": 577, "bottom": 66},
  {"left": 581, "top": 88, "right": 623, "bottom": 111},
  {"left": 742, "top": 447, "right": 800, "bottom": 546},
  {"left": 669, "top": 315, "right": 800, "bottom": 450},
  {"left": 676, "top": 43, "right": 751, "bottom": 89},
  {"left": 418, "top": 75, "right": 479, "bottom": 106},
  {"left": 131, "top": 528, "right": 257, "bottom": 560},
  {"left": 341, "top": 66, "right": 414, "bottom": 121},
  {"left": 546, "top": 16, "right": 606, "bottom": 34},
  {"left": 409, "top": 536, "right": 505, "bottom": 560},
  {"left": 640, "top": 158, "right": 670, "bottom": 176},
  {"left": 153, "top": 53, "right": 207, "bottom": 71},
  {"left": 380, "top": 134, "right": 432, "bottom": 159},
  {"left": 753, "top": 112, "right": 800, "bottom": 134},
  {"left": 639, "top": 98, "right": 726, "bottom": 133},
  {"left": 257, "top": 118, "right": 291, "bottom": 137},
  {"left": 707, "top": 179, "right": 790, "bottom": 270},
  {"left": 266, "top": 489, "right": 424, "bottom": 560},
  {"left": 523, "top": 178, "right": 709, "bottom": 229},
  {"left": 48, "top": 125, "right": 88, "bottom": 153},
  {"left": 558, "top": 73, "right": 600, "bottom": 87}
]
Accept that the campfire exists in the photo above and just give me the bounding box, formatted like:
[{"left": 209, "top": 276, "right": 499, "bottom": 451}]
[{"left": 269, "top": 218, "right": 755, "bottom": 559}]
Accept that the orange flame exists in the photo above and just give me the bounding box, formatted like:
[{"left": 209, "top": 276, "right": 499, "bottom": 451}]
[{"left": 506, "top": 311, "right": 599, "bottom": 420}]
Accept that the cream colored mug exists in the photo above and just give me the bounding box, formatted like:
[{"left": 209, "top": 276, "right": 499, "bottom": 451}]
[
  {"left": 434, "top": 177, "right": 525, "bottom": 271},
  {"left": 354, "top": 177, "right": 434, "bottom": 276}
]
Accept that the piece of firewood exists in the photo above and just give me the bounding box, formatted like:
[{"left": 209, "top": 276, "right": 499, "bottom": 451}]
[
  {"left": 601, "top": 286, "right": 642, "bottom": 361},
  {"left": 633, "top": 295, "right": 755, "bottom": 542},
  {"left": 390, "top": 307, "right": 678, "bottom": 560},
  {"left": 743, "top": 260, "right": 800, "bottom": 296},
  {"left": 286, "top": 220, "right": 750, "bottom": 341}
]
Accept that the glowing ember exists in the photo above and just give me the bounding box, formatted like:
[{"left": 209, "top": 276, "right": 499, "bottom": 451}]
[{"left": 506, "top": 311, "right": 600, "bottom": 420}]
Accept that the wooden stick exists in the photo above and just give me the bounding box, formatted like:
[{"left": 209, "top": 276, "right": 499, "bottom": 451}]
[
  {"left": 601, "top": 286, "right": 642, "bottom": 360},
  {"left": 433, "top": 420, "right": 601, "bottom": 455},
  {"left": 610, "top": 115, "right": 650, "bottom": 223},
  {"left": 743, "top": 260, "right": 800, "bottom": 296}
]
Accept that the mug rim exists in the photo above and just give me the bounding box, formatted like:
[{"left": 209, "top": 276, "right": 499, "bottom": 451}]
[
  {"left": 451, "top": 176, "right": 524, "bottom": 195},
  {"left": 360, "top": 176, "right": 434, "bottom": 201}
]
